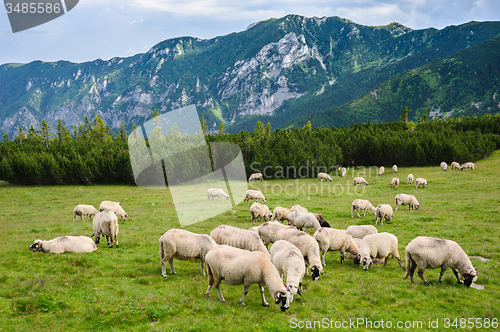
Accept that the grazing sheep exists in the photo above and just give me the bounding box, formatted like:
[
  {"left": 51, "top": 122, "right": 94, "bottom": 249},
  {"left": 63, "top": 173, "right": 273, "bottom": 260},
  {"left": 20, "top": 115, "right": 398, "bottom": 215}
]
[
  {"left": 390, "top": 177, "right": 400, "bottom": 188},
  {"left": 30, "top": 236, "right": 97, "bottom": 254},
  {"left": 360, "top": 232, "right": 402, "bottom": 271},
  {"left": 257, "top": 222, "right": 297, "bottom": 249},
  {"left": 407, "top": 173, "right": 414, "bottom": 184},
  {"left": 318, "top": 172, "right": 333, "bottom": 181},
  {"left": 271, "top": 207, "right": 290, "bottom": 222},
  {"left": 247, "top": 226, "right": 260, "bottom": 235},
  {"left": 415, "top": 178, "right": 427, "bottom": 189},
  {"left": 404, "top": 236, "right": 478, "bottom": 286},
  {"left": 210, "top": 225, "right": 269, "bottom": 257},
  {"left": 395, "top": 194, "right": 420, "bottom": 211},
  {"left": 351, "top": 199, "right": 376, "bottom": 218},
  {"left": 451, "top": 161, "right": 460, "bottom": 170},
  {"left": 313, "top": 213, "right": 331, "bottom": 228},
  {"left": 313, "top": 228, "right": 360, "bottom": 266},
  {"left": 286, "top": 211, "right": 321, "bottom": 233},
  {"left": 73, "top": 204, "right": 98, "bottom": 222},
  {"left": 290, "top": 205, "right": 308, "bottom": 213},
  {"left": 159, "top": 229, "right": 217, "bottom": 278},
  {"left": 250, "top": 202, "right": 272, "bottom": 223},
  {"left": 440, "top": 162, "right": 448, "bottom": 171},
  {"left": 270, "top": 240, "right": 305, "bottom": 302},
  {"left": 341, "top": 167, "right": 347, "bottom": 177},
  {"left": 91, "top": 210, "right": 119, "bottom": 248},
  {"left": 377, "top": 166, "right": 385, "bottom": 176},
  {"left": 375, "top": 204, "right": 394, "bottom": 225},
  {"left": 392, "top": 165, "right": 398, "bottom": 173},
  {"left": 207, "top": 188, "right": 230, "bottom": 200},
  {"left": 346, "top": 225, "right": 378, "bottom": 239},
  {"left": 244, "top": 190, "right": 267, "bottom": 203},
  {"left": 99, "top": 201, "right": 127, "bottom": 220},
  {"left": 353, "top": 177, "right": 368, "bottom": 186},
  {"left": 460, "top": 162, "right": 475, "bottom": 171},
  {"left": 205, "top": 245, "right": 290, "bottom": 311},
  {"left": 279, "top": 228, "right": 323, "bottom": 281},
  {"left": 249, "top": 173, "right": 264, "bottom": 182}
]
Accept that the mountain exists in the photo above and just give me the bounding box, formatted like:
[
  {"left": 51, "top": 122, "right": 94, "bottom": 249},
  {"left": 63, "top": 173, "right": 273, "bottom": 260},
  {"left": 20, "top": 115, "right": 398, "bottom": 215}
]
[
  {"left": 1, "top": 15, "right": 500, "bottom": 138},
  {"left": 291, "top": 35, "right": 500, "bottom": 128}
]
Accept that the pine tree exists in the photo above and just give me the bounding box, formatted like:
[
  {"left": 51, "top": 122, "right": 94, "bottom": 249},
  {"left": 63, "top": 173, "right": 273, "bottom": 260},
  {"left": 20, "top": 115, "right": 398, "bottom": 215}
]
[
  {"left": 421, "top": 109, "right": 429, "bottom": 124},
  {"left": 265, "top": 122, "right": 271, "bottom": 137},
  {"left": 118, "top": 121, "right": 128, "bottom": 140},
  {"left": 56, "top": 118, "right": 70, "bottom": 141},
  {"left": 28, "top": 125, "right": 37, "bottom": 141},
  {"left": 2, "top": 132, "right": 10, "bottom": 142},
  {"left": 39, "top": 119, "right": 51, "bottom": 148},
  {"left": 302, "top": 120, "right": 312, "bottom": 132},
  {"left": 16, "top": 126, "right": 26, "bottom": 142},
  {"left": 200, "top": 113, "right": 208, "bottom": 135},
  {"left": 254, "top": 121, "right": 265, "bottom": 142},
  {"left": 218, "top": 121, "right": 225, "bottom": 135},
  {"left": 401, "top": 106, "right": 409, "bottom": 125}
]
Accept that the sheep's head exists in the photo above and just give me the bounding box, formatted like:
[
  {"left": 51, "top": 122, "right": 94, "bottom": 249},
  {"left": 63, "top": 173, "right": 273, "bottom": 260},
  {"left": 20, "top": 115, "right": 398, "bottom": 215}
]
[
  {"left": 462, "top": 269, "right": 479, "bottom": 287},
  {"left": 362, "top": 256, "right": 372, "bottom": 271},
  {"left": 274, "top": 291, "right": 290, "bottom": 312},
  {"left": 353, "top": 253, "right": 361, "bottom": 266},
  {"left": 29, "top": 240, "right": 43, "bottom": 252},
  {"left": 286, "top": 284, "right": 302, "bottom": 303},
  {"left": 311, "top": 265, "right": 322, "bottom": 281}
]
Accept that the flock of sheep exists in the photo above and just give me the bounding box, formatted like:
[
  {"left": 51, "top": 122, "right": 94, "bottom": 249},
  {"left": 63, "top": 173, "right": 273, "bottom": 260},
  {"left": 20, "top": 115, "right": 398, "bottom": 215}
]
[{"left": 29, "top": 161, "right": 478, "bottom": 313}]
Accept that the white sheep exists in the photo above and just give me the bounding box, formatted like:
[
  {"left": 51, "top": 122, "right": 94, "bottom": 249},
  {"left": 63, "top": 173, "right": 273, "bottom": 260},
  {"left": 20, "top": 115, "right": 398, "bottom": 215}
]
[
  {"left": 390, "top": 177, "right": 400, "bottom": 188},
  {"left": 250, "top": 202, "right": 272, "bottom": 222},
  {"left": 377, "top": 166, "right": 385, "bottom": 176},
  {"left": 404, "top": 236, "right": 478, "bottom": 286},
  {"left": 290, "top": 204, "right": 308, "bottom": 213},
  {"left": 159, "top": 229, "right": 217, "bottom": 278},
  {"left": 205, "top": 245, "right": 290, "bottom": 311},
  {"left": 460, "top": 162, "right": 475, "bottom": 171},
  {"left": 375, "top": 204, "right": 394, "bottom": 225},
  {"left": 279, "top": 227, "right": 323, "bottom": 281},
  {"left": 29, "top": 236, "right": 97, "bottom": 254},
  {"left": 270, "top": 240, "right": 305, "bottom": 302},
  {"left": 392, "top": 165, "right": 398, "bottom": 173},
  {"left": 99, "top": 201, "right": 127, "bottom": 220},
  {"left": 210, "top": 225, "right": 269, "bottom": 257},
  {"left": 73, "top": 204, "right": 98, "bottom": 222},
  {"left": 351, "top": 199, "right": 376, "bottom": 218},
  {"left": 257, "top": 222, "right": 297, "bottom": 249},
  {"left": 395, "top": 193, "right": 420, "bottom": 211},
  {"left": 244, "top": 190, "right": 267, "bottom": 203},
  {"left": 440, "top": 162, "right": 448, "bottom": 171},
  {"left": 353, "top": 177, "right": 368, "bottom": 186},
  {"left": 451, "top": 161, "right": 460, "bottom": 170},
  {"left": 415, "top": 178, "right": 427, "bottom": 189},
  {"left": 248, "top": 172, "right": 264, "bottom": 182},
  {"left": 286, "top": 211, "right": 321, "bottom": 233},
  {"left": 346, "top": 225, "right": 378, "bottom": 239},
  {"left": 359, "top": 232, "right": 402, "bottom": 271},
  {"left": 207, "top": 188, "right": 229, "bottom": 200},
  {"left": 318, "top": 172, "right": 333, "bottom": 181},
  {"left": 313, "top": 228, "right": 360, "bottom": 266},
  {"left": 271, "top": 207, "right": 290, "bottom": 222},
  {"left": 341, "top": 167, "right": 347, "bottom": 177},
  {"left": 91, "top": 210, "right": 119, "bottom": 248},
  {"left": 407, "top": 173, "right": 414, "bottom": 184}
]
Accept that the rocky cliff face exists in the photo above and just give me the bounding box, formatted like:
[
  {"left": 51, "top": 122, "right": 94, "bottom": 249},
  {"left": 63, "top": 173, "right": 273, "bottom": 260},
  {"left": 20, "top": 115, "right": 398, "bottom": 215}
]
[{"left": 1, "top": 15, "right": 499, "bottom": 138}]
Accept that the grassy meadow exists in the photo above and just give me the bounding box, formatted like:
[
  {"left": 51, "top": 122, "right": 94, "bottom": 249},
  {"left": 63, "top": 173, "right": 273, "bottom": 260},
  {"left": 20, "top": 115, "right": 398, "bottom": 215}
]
[{"left": 0, "top": 152, "right": 499, "bottom": 331}]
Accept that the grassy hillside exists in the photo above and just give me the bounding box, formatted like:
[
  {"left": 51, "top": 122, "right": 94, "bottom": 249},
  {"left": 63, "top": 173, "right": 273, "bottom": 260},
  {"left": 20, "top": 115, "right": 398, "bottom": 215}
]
[{"left": 0, "top": 152, "right": 499, "bottom": 331}]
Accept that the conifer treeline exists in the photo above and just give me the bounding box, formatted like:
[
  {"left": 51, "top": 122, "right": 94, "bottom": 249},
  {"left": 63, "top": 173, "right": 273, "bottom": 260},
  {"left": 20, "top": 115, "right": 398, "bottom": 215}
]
[{"left": 1, "top": 113, "right": 500, "bottom": 185}]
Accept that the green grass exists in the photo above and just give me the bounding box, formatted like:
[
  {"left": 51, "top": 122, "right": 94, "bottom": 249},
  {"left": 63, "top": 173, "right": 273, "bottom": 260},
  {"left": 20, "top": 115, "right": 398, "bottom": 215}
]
[{"left": 1, "top": 152, "right": 500, "bottom": 331}]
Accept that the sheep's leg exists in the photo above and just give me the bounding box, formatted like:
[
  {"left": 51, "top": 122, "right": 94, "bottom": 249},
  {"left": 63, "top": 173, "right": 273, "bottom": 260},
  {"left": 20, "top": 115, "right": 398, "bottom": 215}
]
[
  {"left": 205, "top": 265, "right": 214, "bottom": 297},
  {"left": 239, "top": 285, "right": 251, "bottom": 306},
  {"left": 259, "top": 284, "right": 269, "bottom": 307},
  {"left": 451, "top": 269, "right": 463, "bottom": 284},
  {"left": 340, "top": 251, "right": 345, "bottom": 264},
  {"left": 321, "top": 250, "right": 326, "bottom": 266},
  {"left": 168, "top": 258, "right": 177, "bottom": 274},
  {"left": 304, "top": 258, "right": 310, "bottom": 275},
  {"left": 161, "top": 256, "right": 168, "bottom": 278},
  {"left": 438, "top": 268, "right": 447, "bottom": 283},
  {"left": 215, "top": 282, "right": 225, "bottom": 302},
  {"left": 417, "top": 268, "right": 429, "bottom": 285},
  {"left": 200, "top": 259, "right": 206, "bottom": 276},
  {"left": 357, "top": 209, "right": 361, "bottom": 218},
  {"left": 409, "top": 260, "right": 417, "bottom": 283}
]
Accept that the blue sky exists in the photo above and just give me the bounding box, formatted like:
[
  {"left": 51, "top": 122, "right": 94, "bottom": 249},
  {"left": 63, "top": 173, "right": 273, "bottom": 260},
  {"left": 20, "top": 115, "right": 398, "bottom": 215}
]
[{"left": 1, "top": 0, "right": 499, "bottom": 65}]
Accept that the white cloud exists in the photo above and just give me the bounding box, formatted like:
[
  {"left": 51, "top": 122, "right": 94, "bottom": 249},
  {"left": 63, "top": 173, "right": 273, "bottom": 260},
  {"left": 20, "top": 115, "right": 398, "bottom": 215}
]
[{"left": 130, "top": 19, "right": 144, "bottom": 24}]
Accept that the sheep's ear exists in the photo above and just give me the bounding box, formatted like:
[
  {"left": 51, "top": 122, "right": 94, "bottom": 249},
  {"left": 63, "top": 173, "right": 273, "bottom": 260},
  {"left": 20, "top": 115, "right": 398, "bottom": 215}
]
[{"left": 297, "top": 284, "right": 303, "bottom": 297}]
